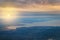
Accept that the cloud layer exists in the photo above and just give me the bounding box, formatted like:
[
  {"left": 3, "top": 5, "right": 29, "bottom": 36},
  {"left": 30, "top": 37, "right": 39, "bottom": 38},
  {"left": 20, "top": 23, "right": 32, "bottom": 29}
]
[
  {"left": 0, "top": 0, "right": 60, "bottom": 5},
  {"left": 0, "top": 0, "right": 60, "bottom": 11}
]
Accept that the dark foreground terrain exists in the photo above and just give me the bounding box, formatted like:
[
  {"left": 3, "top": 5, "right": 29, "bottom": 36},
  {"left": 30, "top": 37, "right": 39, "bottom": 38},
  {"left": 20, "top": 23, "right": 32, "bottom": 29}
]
[{"left": 0, "top": 26, "right": 60, "bottom": 40}]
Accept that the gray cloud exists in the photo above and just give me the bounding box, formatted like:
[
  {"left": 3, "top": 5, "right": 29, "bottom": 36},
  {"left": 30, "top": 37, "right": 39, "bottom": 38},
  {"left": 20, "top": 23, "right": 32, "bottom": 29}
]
[
  {"left": 24, "top": 20, "right": 60, "bottom": 27},
  {"left": 0, "top": 0, "right": 60, "bottom": 6}
]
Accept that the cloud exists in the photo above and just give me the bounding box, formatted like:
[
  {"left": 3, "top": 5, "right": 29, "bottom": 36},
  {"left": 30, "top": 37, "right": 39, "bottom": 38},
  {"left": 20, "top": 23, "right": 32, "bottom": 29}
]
[
  {"left": 0, "top": 0, "right": 60, "bottom": 11},
  {"left": 3, "top": 17, "right": 60, "bottom": 27},
  {"left": 24, "top": 20, "right": 60, "bottom": 27},
  {"left": 0, "top": 0, "right": 60, "bottom": 6},
  {"left": 2, "top": 19, "right": 60, "bottom": 30}
]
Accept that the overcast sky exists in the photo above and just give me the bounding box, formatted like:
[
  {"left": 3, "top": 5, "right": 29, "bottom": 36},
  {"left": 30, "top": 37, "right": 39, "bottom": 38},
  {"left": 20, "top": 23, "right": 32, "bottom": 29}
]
[{"left": 0, "top": 0, "right": 60, "bottom": 5}]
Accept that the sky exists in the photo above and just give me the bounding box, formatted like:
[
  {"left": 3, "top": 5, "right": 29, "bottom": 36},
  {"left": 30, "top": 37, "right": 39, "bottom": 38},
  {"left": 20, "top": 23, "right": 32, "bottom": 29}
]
[
  {"left": 0, "top": 0, "right": 60, "bottom": 30},
  {"left": 1, "top": 12, "right": 60, "bottom": 30},
  {"left": 0, "top": 0, "right": 60, "bottom": 11},
  {"left": 0, "top": 0, "right": 60, "bottom": 5}
]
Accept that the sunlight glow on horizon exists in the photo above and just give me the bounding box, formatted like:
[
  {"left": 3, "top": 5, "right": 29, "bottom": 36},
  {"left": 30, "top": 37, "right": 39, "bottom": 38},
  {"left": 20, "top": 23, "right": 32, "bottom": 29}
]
[
  {"left": 0, "top": 5, "right": 60, "bottom": 30},
  {"left": 1, "top": 7, "right": 17, "bottom": 23}
]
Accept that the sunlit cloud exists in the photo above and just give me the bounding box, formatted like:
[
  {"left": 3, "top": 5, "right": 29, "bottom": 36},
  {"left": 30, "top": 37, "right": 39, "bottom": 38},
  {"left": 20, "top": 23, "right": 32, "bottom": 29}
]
[
  {"left": 5, "top": 26, "right": 17, "bottom": 30},
  {"left": 0, "top": 0, "right": 60, "bottom": 11},
  {"left": 17, "top": 5, "right": 60, "bottom": 11}
]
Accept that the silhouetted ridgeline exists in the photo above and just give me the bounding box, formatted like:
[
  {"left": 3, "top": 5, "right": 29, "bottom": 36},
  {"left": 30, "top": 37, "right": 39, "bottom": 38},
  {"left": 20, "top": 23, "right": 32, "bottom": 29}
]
[{"left": 0, "top": 26, "right": 60, "bottom": 40}]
